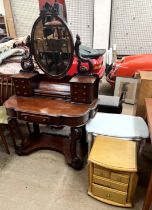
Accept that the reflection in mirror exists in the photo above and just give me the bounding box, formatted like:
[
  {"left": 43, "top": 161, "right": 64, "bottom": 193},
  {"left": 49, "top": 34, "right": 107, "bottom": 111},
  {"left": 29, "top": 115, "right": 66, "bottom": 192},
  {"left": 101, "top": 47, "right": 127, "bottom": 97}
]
[{"left": 32, "top": 15, "right": 74, "bottom": 77}]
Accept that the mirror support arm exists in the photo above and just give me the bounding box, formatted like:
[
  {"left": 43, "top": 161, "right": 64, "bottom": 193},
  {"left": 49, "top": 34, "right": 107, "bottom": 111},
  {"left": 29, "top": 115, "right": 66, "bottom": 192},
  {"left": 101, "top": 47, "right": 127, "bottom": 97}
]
[
  {"left": 20, "top": 35, "right": 35, "bottom": 73},
  {"left": 75, "top": 34, "right": 93, "bottom": 75}
]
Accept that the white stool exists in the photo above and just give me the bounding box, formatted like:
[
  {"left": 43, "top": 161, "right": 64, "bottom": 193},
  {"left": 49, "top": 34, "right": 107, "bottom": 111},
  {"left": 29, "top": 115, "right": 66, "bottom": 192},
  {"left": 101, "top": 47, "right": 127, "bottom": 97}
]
[{"left": 86, "top": 112, "right": 149, "bottom": 152}]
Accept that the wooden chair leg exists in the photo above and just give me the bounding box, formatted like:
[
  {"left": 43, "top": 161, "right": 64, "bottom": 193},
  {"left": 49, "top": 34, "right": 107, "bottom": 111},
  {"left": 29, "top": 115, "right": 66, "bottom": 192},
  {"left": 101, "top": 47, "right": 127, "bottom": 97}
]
[
  {"left": 8, "top": 118, "right": 25, "bottom": 146},
  {"left": 0, "top": 127, "right": 10, "bottom": 154},
  {"left": 7, "top": 124, "right": 16, "bottom": 148}
]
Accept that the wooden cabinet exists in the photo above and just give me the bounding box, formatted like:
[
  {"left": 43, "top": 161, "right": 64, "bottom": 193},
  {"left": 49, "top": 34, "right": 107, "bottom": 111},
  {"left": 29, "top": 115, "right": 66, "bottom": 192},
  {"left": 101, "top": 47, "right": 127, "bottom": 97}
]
[
  {"left": 0, "top": 15, "right": 8, "bottom": 40},
  {"left": 70, "top": 75, "right": 98, "bottom": 104},
  {"left": 12, "top": 72, "right": 38, "bottom": 97},
  {"left": 136, "top": 71, "right": 152, "bottom": 118},
  {"left": 88, "top": 135, "right": 138, "bottom": 207},
  {"left": 142, "top": 99, "right": 152, "bottom": 210}
]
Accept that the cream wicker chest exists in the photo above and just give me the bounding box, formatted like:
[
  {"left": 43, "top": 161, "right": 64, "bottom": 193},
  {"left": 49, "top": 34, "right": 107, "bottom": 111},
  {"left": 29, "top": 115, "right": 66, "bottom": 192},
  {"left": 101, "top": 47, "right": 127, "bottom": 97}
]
[{"left": 88, "top": 135, "right": 138, "bottom": 207}]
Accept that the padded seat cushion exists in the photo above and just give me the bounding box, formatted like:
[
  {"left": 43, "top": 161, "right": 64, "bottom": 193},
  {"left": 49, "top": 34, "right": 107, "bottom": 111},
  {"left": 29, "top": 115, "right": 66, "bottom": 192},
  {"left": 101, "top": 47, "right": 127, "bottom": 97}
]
[
  {"left": 0, "top": 106, "right": 8, "bottom": 124},
  {"left": 80, "top": 45, "right": 106, "bottom": 59},
  {"left": 86, "top": 112, "right": 149, "bottom": 139},
  {"left": 98, "top": 95, "right": 120, "bottom": 107}
]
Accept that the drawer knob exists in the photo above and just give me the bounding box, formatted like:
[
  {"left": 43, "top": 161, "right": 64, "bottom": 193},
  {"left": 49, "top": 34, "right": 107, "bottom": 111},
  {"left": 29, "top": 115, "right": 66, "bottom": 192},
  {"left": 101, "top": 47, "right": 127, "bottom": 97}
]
[
  {"left": 74, "top": 92, "right": 77, "bottom": 94},
  {"left": 83, "top": 85, "right": 86, "bottom": 89},
  {"left": 42, "top": 119, "right": 47, "bottom": 122},
  {"left": 83, "top": 92, "right": 86, "bottom": 95},
  {"left": 106, "top": 194, "right": 111, "bottom": 198}
]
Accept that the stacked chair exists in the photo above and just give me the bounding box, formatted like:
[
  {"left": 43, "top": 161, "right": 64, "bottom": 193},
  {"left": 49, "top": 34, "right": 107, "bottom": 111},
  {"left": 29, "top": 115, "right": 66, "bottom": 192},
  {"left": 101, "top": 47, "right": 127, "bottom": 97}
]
[{"left": 0, "top": 74, "right": 19, "bottom": 154}]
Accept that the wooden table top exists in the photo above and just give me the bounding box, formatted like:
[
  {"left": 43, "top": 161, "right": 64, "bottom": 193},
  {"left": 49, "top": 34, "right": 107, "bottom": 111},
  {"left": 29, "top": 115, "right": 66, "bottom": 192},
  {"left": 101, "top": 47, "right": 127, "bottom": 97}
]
[
  {"left": 145, "top": 98, "right": 152, "bottom": 143},
  {"left": 88, "top": 135, "right": 137, "bottom": 172},
  {"left": 4, "top": 95, "right": 98, "bottom": 126}
]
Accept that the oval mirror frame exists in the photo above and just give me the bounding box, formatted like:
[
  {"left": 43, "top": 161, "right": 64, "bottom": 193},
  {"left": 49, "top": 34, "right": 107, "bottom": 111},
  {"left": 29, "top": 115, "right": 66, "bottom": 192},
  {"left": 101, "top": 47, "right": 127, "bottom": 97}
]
[{"left": 31, "top": 13, "right": 74, "bottom": 78}]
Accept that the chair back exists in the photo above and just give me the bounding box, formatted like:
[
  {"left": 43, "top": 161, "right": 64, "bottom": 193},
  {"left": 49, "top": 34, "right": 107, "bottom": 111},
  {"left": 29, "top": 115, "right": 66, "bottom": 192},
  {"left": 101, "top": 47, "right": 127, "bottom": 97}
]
[{"left": 0, "top": 74, "right": 14, "bottom": 105}]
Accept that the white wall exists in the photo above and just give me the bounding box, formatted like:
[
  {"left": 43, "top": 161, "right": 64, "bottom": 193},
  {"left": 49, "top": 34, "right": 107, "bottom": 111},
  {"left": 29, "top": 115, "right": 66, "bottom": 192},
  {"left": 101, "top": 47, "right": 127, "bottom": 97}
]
[
  {"left": 0, "top": 0, "right": 5, "bottom": 15},
  {"left": 66, "top": 0, "right": 94, "bottom": 47},
  {"left": 93, "top": 0, "right": 111, "bottom": 50},
  {"left": 10, "top": 0, "right": 39, "bottom": 37}
]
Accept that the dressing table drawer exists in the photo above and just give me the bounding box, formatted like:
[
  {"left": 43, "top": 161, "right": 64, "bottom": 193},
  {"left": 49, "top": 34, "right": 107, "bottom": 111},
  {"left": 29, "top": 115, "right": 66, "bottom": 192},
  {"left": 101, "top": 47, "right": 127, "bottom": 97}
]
[
  {"left": 92, "top": 183, "right": 127, "bottom": 205},
  {"left": 94, "top": 166, "right": 110, "bottom": 178},
  {"left": 93, "top": 175, "right": 128, "bottom": 192},
  {"left": 17, "top": 112, "right": 49, "bottom": 124},
  {"left": 111, "top": 172, "right": 130, "bottom": 184}
]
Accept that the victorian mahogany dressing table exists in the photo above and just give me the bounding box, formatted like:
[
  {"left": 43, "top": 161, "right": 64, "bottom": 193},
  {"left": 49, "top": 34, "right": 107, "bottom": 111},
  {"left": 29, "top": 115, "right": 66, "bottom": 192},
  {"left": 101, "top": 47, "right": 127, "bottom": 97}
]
[{"left": 4, "top": 10, "right": 99, "bottom": 169}]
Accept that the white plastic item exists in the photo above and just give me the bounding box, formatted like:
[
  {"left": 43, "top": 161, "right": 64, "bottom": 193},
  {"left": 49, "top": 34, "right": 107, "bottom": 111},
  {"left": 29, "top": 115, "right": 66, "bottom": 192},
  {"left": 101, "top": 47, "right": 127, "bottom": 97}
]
[{"left": 86, "top": 112, "right": 149, "bottom": 139}]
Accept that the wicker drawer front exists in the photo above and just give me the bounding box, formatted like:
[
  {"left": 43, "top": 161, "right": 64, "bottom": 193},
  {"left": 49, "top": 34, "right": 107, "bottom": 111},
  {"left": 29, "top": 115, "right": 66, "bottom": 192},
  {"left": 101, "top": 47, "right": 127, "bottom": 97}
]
[
  {"left": 94, "top": 166, "right": 110, "bottom": 178},
  {"left": 92, "top": 183, "right": 127, "bottom": 205},
  {"left": 111, "top": 172, "right": 129, "bottom": 184},
  {"left": 93, "top": 175, "right": 128, "bottom": 192}
]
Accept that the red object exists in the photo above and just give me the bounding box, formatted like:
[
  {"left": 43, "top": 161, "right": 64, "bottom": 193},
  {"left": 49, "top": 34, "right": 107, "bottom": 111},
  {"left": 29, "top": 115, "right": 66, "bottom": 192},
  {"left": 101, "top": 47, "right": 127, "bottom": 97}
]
[
  {"left": 106, "top": 54, "right": 152, "bottom": 85},
  {"left": 68, "top": 55, "right": 105, "bottom": 79},
  {"left": 39, "top": 0, "right": 105, "bottom": 78}
]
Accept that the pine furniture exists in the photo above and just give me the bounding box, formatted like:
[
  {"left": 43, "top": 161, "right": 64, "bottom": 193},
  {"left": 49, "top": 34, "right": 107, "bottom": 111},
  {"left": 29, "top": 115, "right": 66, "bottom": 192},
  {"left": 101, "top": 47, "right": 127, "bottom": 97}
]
[
  {"left": 136, "top": 71, "right": 152, "bottom": 118},
  {"left": 142, "top": 98, "right": 152, "bottom": 210},
  {"left": 88, "top": 135, "right": 138, "bottom": 207}
]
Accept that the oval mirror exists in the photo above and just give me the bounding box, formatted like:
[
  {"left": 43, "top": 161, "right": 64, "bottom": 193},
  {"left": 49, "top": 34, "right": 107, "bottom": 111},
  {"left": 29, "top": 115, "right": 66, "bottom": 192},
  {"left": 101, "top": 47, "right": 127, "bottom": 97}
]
[{"left": 31, "top": 14, "right": 74, "bottom": 78}]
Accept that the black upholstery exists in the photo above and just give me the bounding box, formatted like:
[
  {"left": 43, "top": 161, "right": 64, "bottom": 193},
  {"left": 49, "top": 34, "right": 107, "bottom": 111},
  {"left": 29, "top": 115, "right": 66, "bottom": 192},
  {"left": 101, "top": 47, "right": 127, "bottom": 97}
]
[{"left": 97, "top": 93, "right": 124, "bottom": 114}]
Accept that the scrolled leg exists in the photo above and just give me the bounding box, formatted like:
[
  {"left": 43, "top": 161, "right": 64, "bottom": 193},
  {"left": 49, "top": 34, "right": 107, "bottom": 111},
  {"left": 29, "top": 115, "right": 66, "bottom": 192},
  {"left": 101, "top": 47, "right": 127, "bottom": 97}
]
[{"left": 65, "top": 126, "right": 87, "bottom": 170}]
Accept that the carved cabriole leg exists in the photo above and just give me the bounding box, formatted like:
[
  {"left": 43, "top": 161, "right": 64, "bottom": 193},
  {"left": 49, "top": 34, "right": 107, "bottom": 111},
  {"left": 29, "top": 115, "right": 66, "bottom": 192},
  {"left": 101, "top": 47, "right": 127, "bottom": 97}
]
[
  {"left": 64, "top": 127, "right": 82, "bottom": 169},
  {"left": 64, "top": 126, "right": 87, "bottom": 170}
]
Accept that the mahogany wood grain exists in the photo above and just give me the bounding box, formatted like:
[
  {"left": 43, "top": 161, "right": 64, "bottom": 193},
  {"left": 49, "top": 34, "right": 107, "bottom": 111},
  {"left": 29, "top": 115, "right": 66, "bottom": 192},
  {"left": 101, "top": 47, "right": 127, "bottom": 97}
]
[
  {"left": 4, "top": 95, "right": 97, "bottom": 127},
  {"left": 4, "top": 95, "right": 97, "bottom": 169}
]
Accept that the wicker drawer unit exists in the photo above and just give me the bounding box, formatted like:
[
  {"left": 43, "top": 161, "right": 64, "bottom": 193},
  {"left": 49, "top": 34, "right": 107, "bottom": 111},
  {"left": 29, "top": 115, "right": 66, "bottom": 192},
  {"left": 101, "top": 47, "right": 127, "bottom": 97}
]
[{"left": 88, "top": 135, "right": 138, "bottom": 208}]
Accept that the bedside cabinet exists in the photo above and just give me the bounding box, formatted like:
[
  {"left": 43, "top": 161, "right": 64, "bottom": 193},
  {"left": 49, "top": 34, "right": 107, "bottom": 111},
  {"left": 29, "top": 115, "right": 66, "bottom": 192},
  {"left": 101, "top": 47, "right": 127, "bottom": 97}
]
[{"left": 88, "top": 135, "right": 138, "bottom": 207}]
